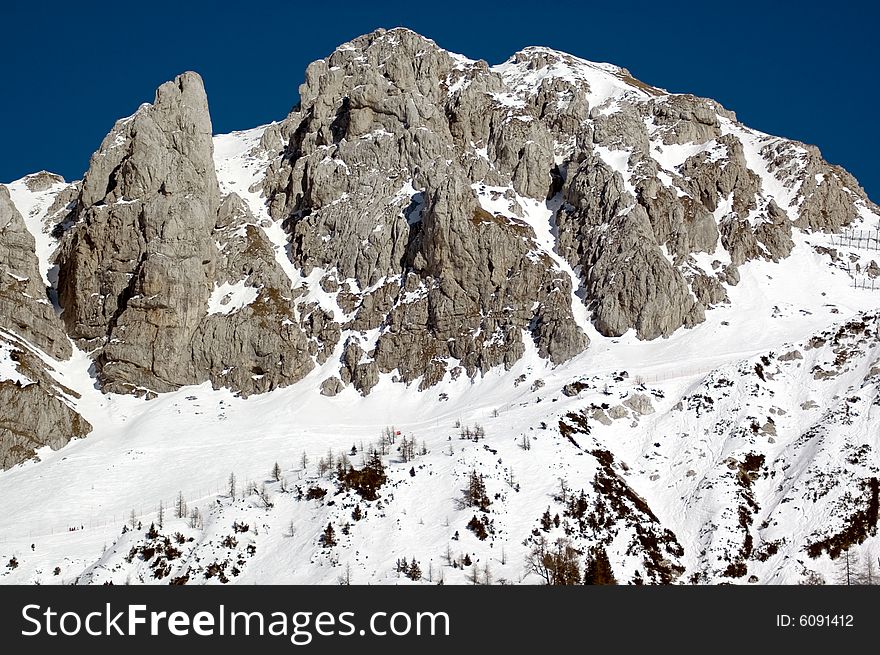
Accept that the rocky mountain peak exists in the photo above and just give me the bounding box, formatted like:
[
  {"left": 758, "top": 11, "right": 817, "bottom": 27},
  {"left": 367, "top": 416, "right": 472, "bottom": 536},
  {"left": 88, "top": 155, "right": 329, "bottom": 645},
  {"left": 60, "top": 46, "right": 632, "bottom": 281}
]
[{"left": 0, "top": 29, "right": 877, "bottom": 460}]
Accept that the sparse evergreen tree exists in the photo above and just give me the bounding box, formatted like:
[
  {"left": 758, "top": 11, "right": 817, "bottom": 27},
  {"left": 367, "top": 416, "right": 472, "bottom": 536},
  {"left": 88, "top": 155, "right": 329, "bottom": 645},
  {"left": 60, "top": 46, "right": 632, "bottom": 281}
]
[
  {"left": 461, "top": 470, "right": 491, "bottom": 511},
  {"left": 300, "top": 451, "right": 309, "bottom": 471},
  {"left": 540, "top": 509, "right": 553, "bottom": 532},
  {"left": 408, "top": 558, "right": 422, "bottom": 581},
  {"left": 157, "top": 501, "right": 164, "bottom": 529},
  {"left": 272, "top": 462, "right": 282, "bottom": 482},
  {"left": 799, "top": 570, "right": 826, "bottom": 585},
  {"left": 583, "top": 546, "right": 617, "bottom": 585},
  {"left": 320, "top": 523, "right": 336, "bottom": 547}
]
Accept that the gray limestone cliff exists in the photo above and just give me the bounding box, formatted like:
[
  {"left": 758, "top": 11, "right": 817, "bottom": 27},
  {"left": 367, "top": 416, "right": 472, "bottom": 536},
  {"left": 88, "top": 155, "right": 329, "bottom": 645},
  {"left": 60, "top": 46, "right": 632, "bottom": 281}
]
[
  {"left": 55, "top": 72, "right": 313, "bottom": 397},
  {"left": 0, "top": 186, "right": 89, "bottom": 469},
  {"left": 10, "top": 27, "right": 880, "bottom": 405}
]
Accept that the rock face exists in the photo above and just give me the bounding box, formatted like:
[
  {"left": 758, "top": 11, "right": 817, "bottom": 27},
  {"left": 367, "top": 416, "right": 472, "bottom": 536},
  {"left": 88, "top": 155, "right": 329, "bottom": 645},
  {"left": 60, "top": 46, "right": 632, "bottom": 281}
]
[
  {"left": 0, "top": 336, "right": 92, "bottom": 470},
  {"left": 57, "top": 72, "right": 220, "bottom": 394},
  {"left": 0, "top": 186, "right": 70, "bottom": 359},
  {"left": 56, "top": 73, "right": 313, "bottom": 396},
  {"left": 197, "top": 192, "right": 312, "bottom": 395},
  {"left": 0, "top": 186, "right": 88, "bottom": 469},
  {"left": 257, "top": 28, "right": 876, "bottom": 389},
  {"left": 11, "top": 27, "right": 880, "bottom": 403},
  {"left": 261, "top": 29, "right": 594, "bottom": 392}
]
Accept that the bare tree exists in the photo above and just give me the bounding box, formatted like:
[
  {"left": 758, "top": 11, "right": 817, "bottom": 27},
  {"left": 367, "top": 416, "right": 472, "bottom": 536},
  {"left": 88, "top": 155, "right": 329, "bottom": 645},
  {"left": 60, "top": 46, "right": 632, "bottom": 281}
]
[
  {"left": 188, "top": 507, "right": 202, "bottom": 530},
  {"left": 157, "top": 501, "right": 164, "bottom": 529},
  {"left": 337, "top": 562, "right": 352, "bottom": 585},
  {"left": 257, "top": 484, "right": 273, "bottom": 509},
  {"left": 175, "top": 492, "right": 187, "bottom": 519},
  {"left": 837, "top": 548, "right": 855, "bottom": 585},
  {"left": 228, "top": 472, "right": 237, "bottom": 501},
  {"left": 525, "top": 535, "right": 581, "bottom": 585},
  {"left": 482, "top": 562, "right": 492, "bottom": 585},
  {"left": 856, "top": 552, "right": 877, "bottom": 585},
  {"left": 300, "top": 451, "right": 309, "bottom": 472},
  {"left": 505, "top": 467, "right": 517, "bottom": 489},
  {"left": 129, "top": 509, "right": 138, "bottom": 530},
  {"left": 467, "top": 562, "right": 481, "bottom": 585},
  {"left": 400, "top": 436, "right": 415, "bottom": 462}
]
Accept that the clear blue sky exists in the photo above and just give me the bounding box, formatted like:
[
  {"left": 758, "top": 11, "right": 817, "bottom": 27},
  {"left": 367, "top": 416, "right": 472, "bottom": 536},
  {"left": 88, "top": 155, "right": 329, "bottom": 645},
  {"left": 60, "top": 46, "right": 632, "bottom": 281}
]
[{"left": 2, "top": 1, "right": 878, "bottom": 199}]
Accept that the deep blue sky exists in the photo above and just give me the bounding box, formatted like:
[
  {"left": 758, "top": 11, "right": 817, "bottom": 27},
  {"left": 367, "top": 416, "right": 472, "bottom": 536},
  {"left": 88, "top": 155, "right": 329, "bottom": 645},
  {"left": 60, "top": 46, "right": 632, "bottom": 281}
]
[{"left": 2, "top": 1, "right": 878, "bottom": 199}]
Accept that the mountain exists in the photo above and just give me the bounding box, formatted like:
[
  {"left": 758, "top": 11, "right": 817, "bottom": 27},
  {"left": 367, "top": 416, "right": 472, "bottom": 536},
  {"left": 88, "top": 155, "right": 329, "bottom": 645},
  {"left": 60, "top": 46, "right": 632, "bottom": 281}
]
[{"left": 0, "top": 27, "right": 878, "bottom": 585}]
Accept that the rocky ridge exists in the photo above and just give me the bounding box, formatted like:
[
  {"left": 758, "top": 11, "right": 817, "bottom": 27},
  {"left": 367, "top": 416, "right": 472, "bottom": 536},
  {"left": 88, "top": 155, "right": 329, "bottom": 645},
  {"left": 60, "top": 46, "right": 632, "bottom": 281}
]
[{"left": 0, "top": 27, "right": 877, "bottom": 470}]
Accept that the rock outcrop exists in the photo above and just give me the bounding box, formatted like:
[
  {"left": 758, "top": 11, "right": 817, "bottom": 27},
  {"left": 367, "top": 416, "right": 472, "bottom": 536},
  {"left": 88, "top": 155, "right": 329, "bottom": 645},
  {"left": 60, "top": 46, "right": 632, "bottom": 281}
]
[
  {"left": 259, "top": 27, "right": 877, "bottom": 376},
  {"left": 14, "top": 28, "right": 880, "bottom": 402},
  {"left": 197, "top": 192, "right": 312, "bottom": 395},
  {"left": 57, "top": 72, "right": 220, "bottom": 394},
  {"left": 56, "top": 73, "right": 314, "bottom": 396},
  {"left": 0, "top": 333, "right": 91, "bottom": 470},
  {"left": 0, "top": 186, "right": 90, "bottom": 469},
  {"left": 0, "top": 185, "right": 71, "bottom": 359}
]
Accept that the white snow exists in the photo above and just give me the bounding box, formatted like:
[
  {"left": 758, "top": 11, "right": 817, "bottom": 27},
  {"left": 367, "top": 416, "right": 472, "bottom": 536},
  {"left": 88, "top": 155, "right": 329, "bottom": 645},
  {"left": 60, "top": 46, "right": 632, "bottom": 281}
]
[
  {"left": 492, "top": 46, "right": 660, "bottom": 110},
  {"left": 0, "top": 341, "right": 33, "bottom": 386},
  {"left": 207, "top": 280, "right": 259, "bottom": 315},
  {"left": 5, "top": 175, "right": 70, "bottom": 287}
]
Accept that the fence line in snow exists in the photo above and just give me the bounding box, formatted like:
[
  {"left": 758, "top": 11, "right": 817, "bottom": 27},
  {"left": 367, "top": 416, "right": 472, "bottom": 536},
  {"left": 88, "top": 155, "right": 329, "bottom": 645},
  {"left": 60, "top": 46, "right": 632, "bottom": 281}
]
[{"left": 832, "top": 229, "right": 880, "bottom": 252}]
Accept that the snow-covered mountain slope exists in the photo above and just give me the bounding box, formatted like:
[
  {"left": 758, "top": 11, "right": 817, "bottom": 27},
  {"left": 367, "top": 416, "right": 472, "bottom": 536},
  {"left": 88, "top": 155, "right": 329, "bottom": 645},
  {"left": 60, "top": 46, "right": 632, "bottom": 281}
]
[
  {"left": 1, "top": 308, "right": 878, "bottom": 584},
  {"left": 1, "top": 27, "right": 880, "bottom": 585}
]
